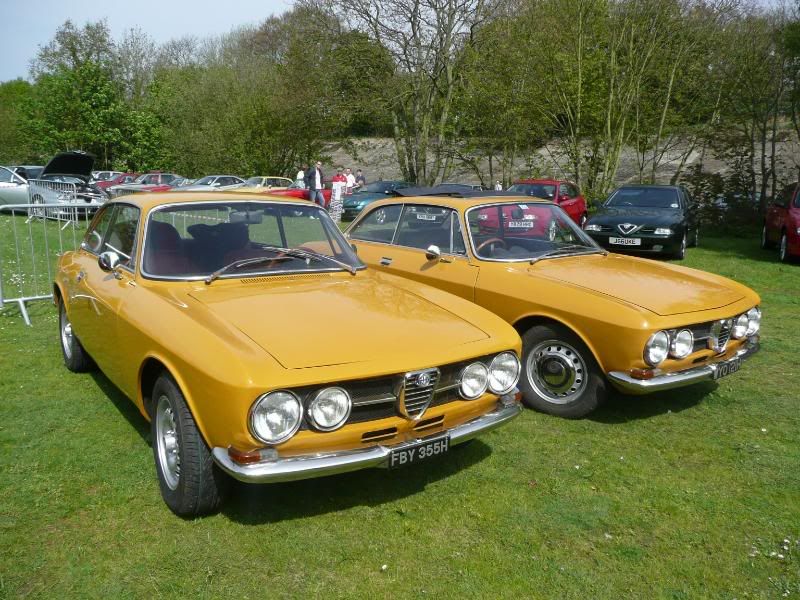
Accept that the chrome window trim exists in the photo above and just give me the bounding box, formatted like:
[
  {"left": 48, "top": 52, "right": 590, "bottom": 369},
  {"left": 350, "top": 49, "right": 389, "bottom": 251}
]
[
  {"left": 138, "top": 199, "right": 365, "bottom": 281},
  {"left": 463, "top": 201, "right": 602, "bottom": 263},
  {"left": 80, "top": 202, "right": 140, "bottom": 274}
]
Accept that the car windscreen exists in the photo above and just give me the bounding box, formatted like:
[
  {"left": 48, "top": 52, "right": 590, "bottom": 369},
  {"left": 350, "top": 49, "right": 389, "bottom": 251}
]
[
  {"left": 143, "top": 201, "right": 363, "bottom": 279},
  {"left": 466, "top": 202, "right": 599, "bottom": 261},
  {"left": 507, "top": 183, "right": 556, "bottom": 199},
  {"left": 193, "top": 176, "right": 215, "bottom": 186},
  {"left": 606, "top": 187, "right": 680, "bottom": 209},
  {"left": 243, "top": 177, "right": 262, "bottom": 187}
]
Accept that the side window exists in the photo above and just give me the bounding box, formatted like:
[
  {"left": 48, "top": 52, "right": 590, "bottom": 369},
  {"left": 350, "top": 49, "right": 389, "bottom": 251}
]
[
  {"left": 349, "top": 204, "right": 402, "bottom": 243},
  {"left": 394, "top": 205, "right": 460, "bottom": 253},
  {"left": 568, "top": 184, "right": 579, "bottom": 198},
  {"left": 451, "top": 213, "right": 466, "bottom": 254},
  {"left": 104, "top": 205, "right": 141, "bottom": 268},
  {"left": 0, "top": 167, "right": 13, "bottom": 184},
  {"left": 84, "top": 206, "right": 116, "bottom": 253},
  {"left": 558, "top": 183, "right": 569, "bottom": 198}
]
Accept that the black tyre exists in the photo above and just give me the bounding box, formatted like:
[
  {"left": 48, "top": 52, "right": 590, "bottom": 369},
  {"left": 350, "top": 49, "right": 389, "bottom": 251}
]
[
  {"left": 151, "top": 374, "right": 228, "bottom": 517},
  {"left": 519, "top": 324, "right": 606, "bottom": 418},
  {"left": 671, "top": 233, "right": 687, "bottom": 260},
  {"left": 779, "top": 231, "right": 792, "bottom": 263},
  {"left": 59, "top": 300, "right": 94, "bottom": 372},
  {"left": 760, "top": 223, "right": 773, "bottom": 249}
]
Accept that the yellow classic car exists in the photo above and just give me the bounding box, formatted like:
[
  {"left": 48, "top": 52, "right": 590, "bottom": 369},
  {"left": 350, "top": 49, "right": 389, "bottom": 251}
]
[
  {"left": 235, "top": 176, "right": 293, "bottom": 193},
  {"left": 54, "top": 192, "right": 523, "bottom": 516},
  {"left": 345, "top": 192, "right": 761, "bottom": 418}
]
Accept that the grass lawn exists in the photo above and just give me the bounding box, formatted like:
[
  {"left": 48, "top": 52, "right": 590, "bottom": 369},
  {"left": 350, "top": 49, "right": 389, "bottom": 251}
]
[{"left": 0, "top": 233, "right": 798, "bottom": 598}]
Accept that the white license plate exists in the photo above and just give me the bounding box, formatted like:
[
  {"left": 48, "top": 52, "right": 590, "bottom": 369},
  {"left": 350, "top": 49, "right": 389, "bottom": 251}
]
[
  {"left": 609, "top": 237, "right": 642, "bottom": 246},
  {"left": 389, "top": 434, "right": 450, "bottom": 468},
  {"left": 416, "top": 213, "right": 437, "bottom": 221},
  {"left": 508, "top": 220, "right": 535, "bottom": 229},
  {"left": 713, "top": 356, "right": 741, "bottom": 380}
]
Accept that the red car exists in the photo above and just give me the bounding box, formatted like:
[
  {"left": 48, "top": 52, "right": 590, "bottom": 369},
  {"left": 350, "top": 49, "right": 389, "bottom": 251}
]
[
  {"left": 507, "top": 179, "right": 588, "bottom": 228},
  {"left": 762, "top": 182, "right": 799, "bottom": 263},
  {"left": 267, "top": 182, "right": 331, "bottom": 208},
  {"left": 95, "top": 172, "right": 139, "bottom": 190}
]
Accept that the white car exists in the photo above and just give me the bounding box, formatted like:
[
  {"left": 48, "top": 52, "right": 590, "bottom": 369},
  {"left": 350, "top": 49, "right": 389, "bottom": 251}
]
[{"left": 173, "top": 175, "right": 245, "bottom": 191}]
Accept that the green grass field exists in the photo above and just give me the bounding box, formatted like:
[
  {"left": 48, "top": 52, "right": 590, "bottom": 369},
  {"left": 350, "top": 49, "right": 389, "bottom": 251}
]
[{"left": 1, "top": 234, "right": 798, "bottom": 598}]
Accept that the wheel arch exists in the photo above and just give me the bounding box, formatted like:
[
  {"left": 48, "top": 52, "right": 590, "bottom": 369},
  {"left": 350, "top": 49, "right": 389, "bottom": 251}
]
[{"left": 512, "top": 313, "right": 606, "bottom": 373}]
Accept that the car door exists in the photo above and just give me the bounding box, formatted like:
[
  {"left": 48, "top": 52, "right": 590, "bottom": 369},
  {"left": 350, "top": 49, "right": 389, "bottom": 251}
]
[
  {"left": 557, "top": 182, "right": 580, "bottom": 223},
  {"left": 0, "top": 167, "right": 29, "bottom": 206},
  {"left": 766, "top": 185, "right": 792, "bottom": 243},
  {"left": 67, "top": 203, "right": 141, "bottom": 385},
  {"left": 350, "top": 203, "right": 479, "bottom": 301}
]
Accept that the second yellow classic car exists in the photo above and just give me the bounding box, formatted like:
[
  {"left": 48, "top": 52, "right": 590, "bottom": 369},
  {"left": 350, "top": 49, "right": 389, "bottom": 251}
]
[
  {"left": 54, "top": 193, "right": 524, "bottom": 516},
  {"left": 345, "top": 191, "right": 761, "bottom": 418}
]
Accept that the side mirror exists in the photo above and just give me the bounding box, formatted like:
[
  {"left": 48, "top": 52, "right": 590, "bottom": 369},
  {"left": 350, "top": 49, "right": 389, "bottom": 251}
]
[
  {"left": 98, "top": 251, "right": 121, "bottom": 273},
  {"left": 425, "top": 245, "right": 441, "bottom": 260}
]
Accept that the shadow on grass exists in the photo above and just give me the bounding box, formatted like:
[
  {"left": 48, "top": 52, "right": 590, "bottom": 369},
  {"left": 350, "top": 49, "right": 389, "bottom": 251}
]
[
  {"left": 223, "top": 440, "right": 491, "bottom": 525},
  {"left": 89, "top": 370, "right": 150, "bottom": 444},
  {"left": 589, "top": 381, "right": 717, "bottom": 424}
]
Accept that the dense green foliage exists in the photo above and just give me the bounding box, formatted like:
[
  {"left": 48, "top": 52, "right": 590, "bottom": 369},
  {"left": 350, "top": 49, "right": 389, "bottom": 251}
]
[{"left": 1, "top": 1, "right": 798, "bottom": 197}]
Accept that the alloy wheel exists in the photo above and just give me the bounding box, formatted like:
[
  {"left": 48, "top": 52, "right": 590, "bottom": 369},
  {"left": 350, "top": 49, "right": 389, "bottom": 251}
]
[{"left": 155, "top": 395, "right": 181, "bottom": 491}]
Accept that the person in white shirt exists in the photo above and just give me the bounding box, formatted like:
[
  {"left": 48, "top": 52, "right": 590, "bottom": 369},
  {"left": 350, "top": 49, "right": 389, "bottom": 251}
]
[
  {"left": 296, "top": 164, "right": 307, "bottom": 188},
  {"left": 494, "top": 180, "right": 503, "bottom": 191},
  {"left": 345, "top": 168, "right": 356, "bottom": 195}
]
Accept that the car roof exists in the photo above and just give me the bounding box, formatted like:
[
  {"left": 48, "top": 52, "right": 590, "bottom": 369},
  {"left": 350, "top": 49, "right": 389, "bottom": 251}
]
[
  {"left": 107, "top": 191, "right": 318, "bottom": 212},
  {"left": 367, "top": 191, "right": 554, "bottom": 211},
  {"left": 513, "top": 179, "right": 566, "bottom": 185},
  {"left": 616, "top": 184, "right": 681, "bottom": 189}
]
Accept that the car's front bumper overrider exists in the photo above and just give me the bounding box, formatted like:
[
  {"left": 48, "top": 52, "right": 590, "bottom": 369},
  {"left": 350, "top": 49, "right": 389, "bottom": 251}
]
[
  {"left": 607, "top": 337, "right": 760, "bottom": 393},
  {"left": 211, "top": 396, "right": 522, "bottom": 484}
]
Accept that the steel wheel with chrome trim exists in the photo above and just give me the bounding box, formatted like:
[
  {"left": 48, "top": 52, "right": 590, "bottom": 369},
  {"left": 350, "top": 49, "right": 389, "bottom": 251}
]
[
  {"left": 519, "top": 323, "right": 606, "bottom": 418},
  {"left": 58, "top": 299, "right": 94, "bottom": 372},
  {"left": 150, "top": 373, "right": 227, "bottom": 516}
]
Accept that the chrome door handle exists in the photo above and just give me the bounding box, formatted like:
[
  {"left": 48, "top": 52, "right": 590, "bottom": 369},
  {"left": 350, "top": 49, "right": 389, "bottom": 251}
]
[
  {"left": 380, "top": 257, "right": 393, "bottom": 266},
  {"left": 76, "top": 270, "right": 85, "bottom": 283}
]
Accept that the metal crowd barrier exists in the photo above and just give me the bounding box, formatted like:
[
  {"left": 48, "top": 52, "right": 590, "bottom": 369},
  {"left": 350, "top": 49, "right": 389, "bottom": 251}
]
[
  {"left": 28, "top": 179, "right": 80, "bottom": 222},
  {"left": 0, "top": 203, "right": 94, "bottom": 326}
]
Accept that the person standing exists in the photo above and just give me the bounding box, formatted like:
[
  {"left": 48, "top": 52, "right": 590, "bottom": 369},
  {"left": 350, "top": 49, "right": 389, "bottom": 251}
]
[
  {"left": 296, "top": 164, "right": 307, "bottom": 189},
  {"left": 344, "top": 168, "right": 356, "bottom": 195},
  {"left": 355, "top": 169, "right": 366, "bottom": 190},
  {"left": 494, "top": 180, "right": 503, "bottom": 191},
  {"left": 330, "top": 167, "right": 347, "bottom": 223},
  {"left": 305, "top": 161, "right": 325, "bottom": 206}
]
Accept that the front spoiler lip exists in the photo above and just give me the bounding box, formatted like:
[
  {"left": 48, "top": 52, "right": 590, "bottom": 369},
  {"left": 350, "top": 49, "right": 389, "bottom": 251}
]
[
  {"left": 212, "top": 398, "right": 522, "bottom": 484},
  {"left": 607, "top": 337, "right": 760, "bottom": 393}
]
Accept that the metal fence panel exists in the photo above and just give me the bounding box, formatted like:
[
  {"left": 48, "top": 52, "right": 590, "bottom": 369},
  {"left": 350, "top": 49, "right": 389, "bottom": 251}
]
[{"left": 0, "top": 203, "right": 94, "bottom": 326}]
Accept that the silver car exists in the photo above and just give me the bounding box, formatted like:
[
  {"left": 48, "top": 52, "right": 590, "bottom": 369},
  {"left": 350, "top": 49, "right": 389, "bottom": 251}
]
[{"left": 0, "top": 166, "right": 31, "bottom": 206}]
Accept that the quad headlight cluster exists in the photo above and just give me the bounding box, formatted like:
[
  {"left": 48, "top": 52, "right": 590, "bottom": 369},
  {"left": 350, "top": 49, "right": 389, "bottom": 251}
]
[
  {"left": 643, "top": 307, "right": 761, "bottom": 367},
  {"left": 250, "top": 386, "right": 353, "bottom": 444},
  {"left": 459, "top": 352, "right": 521, "bottom": 399}
]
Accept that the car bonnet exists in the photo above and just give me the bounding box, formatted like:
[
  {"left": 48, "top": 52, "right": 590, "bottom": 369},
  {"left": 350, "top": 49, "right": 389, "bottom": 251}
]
[
  {"left": 186, "top": 273, "right": 490, "bottom": 369},
  {"left": 41, "top": 151, "right": 95, "bottom": 180}
]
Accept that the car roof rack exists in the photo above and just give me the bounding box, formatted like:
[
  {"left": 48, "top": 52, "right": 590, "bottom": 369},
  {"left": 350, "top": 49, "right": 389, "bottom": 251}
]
[{"left": 392, "top": 186, "right": 522, "bottom": 198}]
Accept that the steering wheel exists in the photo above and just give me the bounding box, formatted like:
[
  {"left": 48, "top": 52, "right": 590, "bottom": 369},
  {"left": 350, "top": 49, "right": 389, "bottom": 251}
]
[{"left": 476, "top": 237, "right": 507, "bottom": 254}]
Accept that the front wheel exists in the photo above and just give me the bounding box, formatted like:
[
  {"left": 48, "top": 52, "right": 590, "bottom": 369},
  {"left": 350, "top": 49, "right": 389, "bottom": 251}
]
[
  {"left": 779, "top": 231, "right": 792, "bottom": 263},
  {"left": 59, "top": 301, "right": 94, "bottom": 372},
  {"left": 519, "top": 324, "right": 606, "bottom": 418},
  {"left": 151, "top": 374, "right": 228, "bottom": 517}
]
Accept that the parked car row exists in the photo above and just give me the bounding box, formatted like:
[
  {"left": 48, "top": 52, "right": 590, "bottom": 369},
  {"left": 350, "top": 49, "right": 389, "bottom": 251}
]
[{"left": 55, "top": 187, "right": 761, "bottom": 516}]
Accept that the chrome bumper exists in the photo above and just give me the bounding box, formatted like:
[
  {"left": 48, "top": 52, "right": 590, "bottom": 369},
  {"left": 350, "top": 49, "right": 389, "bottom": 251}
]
[
  {"left": 607, "top": 337, "right": 760, "bottom": 393},
  {"left": 212, "top": 397, "right": 522, "bottom": 484}
]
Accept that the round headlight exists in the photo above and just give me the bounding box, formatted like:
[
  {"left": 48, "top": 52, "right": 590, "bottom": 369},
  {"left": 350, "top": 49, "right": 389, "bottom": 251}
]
[
  {"left": 644, "top": 331, "right": 669, "bottom": 366},
  {"left": 746, "top": 307, "right": 761, "bottom": 336},
  {"left": 308, "top": 387, "right": 351, "bottom": 431},
  {"left": 460, "top": 362, "right": 489, "bottom": 399},
  {"left": 732, "top": 313, "right": 749, "bottom": 339},
  {"left": 670, "top": 329, "right": 694, "bottom": 359},
  {"left": 488, "top": 352, "right": 521, "bottom": 395},
  {"left": 250, "top": 391, "right": 303, "bottom": 444}
]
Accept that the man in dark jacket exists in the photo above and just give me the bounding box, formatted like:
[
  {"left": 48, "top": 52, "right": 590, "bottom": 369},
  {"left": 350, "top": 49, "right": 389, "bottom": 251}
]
[{"left": 304, "top": 161, "right": 325, "bottom": 206}]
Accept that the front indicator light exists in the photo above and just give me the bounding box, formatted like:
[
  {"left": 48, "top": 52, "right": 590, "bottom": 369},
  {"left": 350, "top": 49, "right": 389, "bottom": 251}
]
[
  {"left": 644, "top": 331, "right": 669, "bottom": 366},
  {"left": 460, "top": 362, "right": 489, "bottom": 399},
  {"left": 308, "top": 387, "right": 351, "bottom": 431},
  {"left": 488, "top": 352, "right": 521, "bottom": 395},
  {"left": 732, "top": 314, "right": 749, "bottom": 339},
  {"left": 670, "top": 329, "right": 694, "bottom": 359},
  {"left": 746, "top": 307, "right": 761, "bottom": 336},
  {"left": 250, "top": 390, "right": 303, "bottom": 445},
  {"left": 584, "top": 224, "right": 602, "bottom": 232}
]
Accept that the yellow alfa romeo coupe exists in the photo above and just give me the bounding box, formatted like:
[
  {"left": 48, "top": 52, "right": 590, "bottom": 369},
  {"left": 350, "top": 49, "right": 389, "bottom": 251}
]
[
  {"left": 54, "top": 192, "right": 523, "bottom": 516},
  {"left": 345, "top": 190, "right": 761, "bottom": 418}
]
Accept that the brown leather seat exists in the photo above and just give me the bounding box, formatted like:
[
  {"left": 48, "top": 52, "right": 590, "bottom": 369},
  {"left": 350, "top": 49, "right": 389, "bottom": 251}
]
[{"left": 145, "top": 221, "right": 197, "bottom": 276}]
